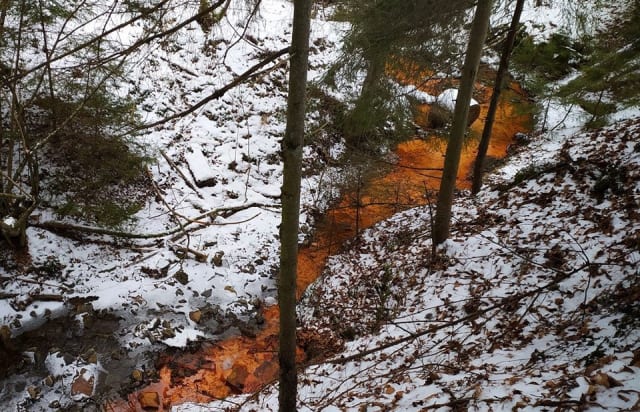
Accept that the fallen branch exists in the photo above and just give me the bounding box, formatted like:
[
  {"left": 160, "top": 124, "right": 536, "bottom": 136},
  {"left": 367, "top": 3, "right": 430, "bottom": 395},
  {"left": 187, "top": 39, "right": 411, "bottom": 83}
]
[
  {"left": 33, "top": 202, "right": 278, "bottom": 240},
  {"left": 158, "top": 56, "right": 198, "bottom": 77},
  {"left": 128, "top": 46, "right": 290, "bottom": 133},
  {"left": 0, "top": 293, "right": 18, "bottom": 299},
  {"left": 534, "top": 399, "right": 584, "bottom": 407},
  {"left": 29, "top": 294, "right": 64, "bottom": 302},
  {"left": 1, "top": 276, "right": 73, "bottom": 293},
  {"left": 167, "top": 241, "right": 208, "bottom": 263},
  {"left": 160, "top": 150, "right": 203, "bottom": 198}
]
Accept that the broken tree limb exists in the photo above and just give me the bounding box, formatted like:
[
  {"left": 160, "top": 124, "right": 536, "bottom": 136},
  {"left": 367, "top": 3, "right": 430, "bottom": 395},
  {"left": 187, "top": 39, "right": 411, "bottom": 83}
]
[
  {"left": 0, "top": 293, "right": 18, "bottom": 299},
  {"left": 128, "top": 46, "right": 290, "bottom": 133},
  {"left": 33, "top": 202, "right": 279, "bottom": 240},
  {"left": 29, "top": 294, "right": 64, "bottom": 302},
  {"left": 160, "top": 150, "right": 203, "bottom": 198},
  {"left": 166, "top": 240, "right": 208, "bottom": 262}
]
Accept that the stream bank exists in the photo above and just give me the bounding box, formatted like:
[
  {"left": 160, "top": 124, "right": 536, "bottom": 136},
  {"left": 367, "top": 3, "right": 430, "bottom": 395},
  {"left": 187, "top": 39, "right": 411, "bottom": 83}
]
[{"left": 117, "top": 72, "right": 533, "bottom": 411}]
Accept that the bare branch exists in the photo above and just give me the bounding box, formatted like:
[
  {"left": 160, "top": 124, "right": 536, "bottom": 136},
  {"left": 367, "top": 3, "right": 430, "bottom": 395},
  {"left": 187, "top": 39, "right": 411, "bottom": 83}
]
[
  {"left": 126, "top": 46, "right": 290, "bottom": 134},
  {"left": 33, "top": 202, "right": 278, "bottom": 240}
]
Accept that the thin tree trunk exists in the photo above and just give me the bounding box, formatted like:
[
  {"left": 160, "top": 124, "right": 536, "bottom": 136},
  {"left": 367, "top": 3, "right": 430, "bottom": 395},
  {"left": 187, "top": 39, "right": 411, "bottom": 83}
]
[
  {"left": 432, "top": 0, "right": 493, "bottom": 245},
  {"left": 279, "top": 0, "right": 312, "bottom": 410},
  {"left": 471, "top": 0, "right": 524, "bottom": 195},
  {"left": 38, "top": 0, "right": 58, "bottom": 128}
]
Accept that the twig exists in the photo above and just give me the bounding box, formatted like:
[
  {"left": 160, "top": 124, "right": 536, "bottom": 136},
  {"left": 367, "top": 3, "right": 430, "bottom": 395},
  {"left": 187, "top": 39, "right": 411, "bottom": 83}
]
[
  {"left": 158, "top": 56, "right": 198, "bottom": 77},
  {"left": 160, "top": 150, "right": 203, "bottom": 198},
  {"left": 166, "top": 240, "right": 208, "bottom": 263},
  {"left": 1, "top": 276, "right": 73, "bottom": 292},
  {"left": 127, "top": 46, "right": 290, "bottom": 133}
]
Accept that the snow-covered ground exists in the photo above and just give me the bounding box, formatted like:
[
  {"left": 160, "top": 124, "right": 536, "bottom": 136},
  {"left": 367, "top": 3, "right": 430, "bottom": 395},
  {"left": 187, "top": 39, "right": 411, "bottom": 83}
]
[
  {"left": 190, "top": 107, "right": 640, "bottom": 412},
  {"left": 1, "top": 1, "right": 347, "bottom": 409},
  {"left": 1, "top": 0, "right": 638, "bottom": 410}
]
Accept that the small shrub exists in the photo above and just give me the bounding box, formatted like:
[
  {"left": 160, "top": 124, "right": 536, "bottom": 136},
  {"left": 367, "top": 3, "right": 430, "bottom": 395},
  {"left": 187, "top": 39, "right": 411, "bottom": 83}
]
[
  {"left": 35, "top": 90, "right": 151, "bottom": 227},
  {"left": 511, "top": 32, "right": 591, "bottom": 94}
]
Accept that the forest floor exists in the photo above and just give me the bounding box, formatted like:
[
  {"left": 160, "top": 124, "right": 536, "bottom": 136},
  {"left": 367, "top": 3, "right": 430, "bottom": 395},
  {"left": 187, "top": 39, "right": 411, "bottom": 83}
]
[
  {"left": 195, "top": 111, "right": 640, "bottom": 412},
  {"left": 1, "top": 1, "right": 638, "bottom": 411}
]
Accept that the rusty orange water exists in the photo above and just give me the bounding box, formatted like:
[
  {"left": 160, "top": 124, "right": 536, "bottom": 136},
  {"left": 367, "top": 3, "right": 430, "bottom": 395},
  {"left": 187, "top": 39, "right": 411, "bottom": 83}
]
[{"left": 112, "top": 72, "right": 531, "bottom": 411}]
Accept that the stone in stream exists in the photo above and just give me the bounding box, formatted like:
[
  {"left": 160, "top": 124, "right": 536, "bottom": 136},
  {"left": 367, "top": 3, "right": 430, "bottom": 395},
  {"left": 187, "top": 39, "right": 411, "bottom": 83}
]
[
  {"left": 138, "top": 391, "right": 161, "bottom": 410},
  {"left": 425, "top": 88, "right": 481, "bottom": 129},
  {"left": 225, "top": 364, "right": 249, "bottom": 392},
  {"left": 71, "top": 369, "right": 94, "bottom": 399}
]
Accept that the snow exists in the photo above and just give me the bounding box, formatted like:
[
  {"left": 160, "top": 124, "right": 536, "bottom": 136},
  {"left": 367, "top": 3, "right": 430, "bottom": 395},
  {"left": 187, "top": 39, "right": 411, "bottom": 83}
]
[
  {"left": 2, "top": 0, "right": 639, "bottom": 410},
  {"left": 184, "top": 146, "right": 218, "bottom": 187},
  {"left": 2, "top": 217, "right": 17, "bottom": 228},
  {"left": 0, "top": 0, "right": 345, "bottom": 409},
  {"left": 436, "top": 88, "right": 479, "bottom": 111},
  {"left": 203, "top": 115, "right": 640, "bottom": 411},
  {"left": 508, "top": 0, "right": 632, "bottom": 41}
]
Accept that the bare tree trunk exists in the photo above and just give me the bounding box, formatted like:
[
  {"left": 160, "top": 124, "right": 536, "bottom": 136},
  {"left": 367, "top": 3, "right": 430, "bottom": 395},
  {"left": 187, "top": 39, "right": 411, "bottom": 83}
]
[
  {"left": 432, "top": 0, "right": 493, "bottom": 245},
  {"left": 471, "top": 0, "right": 525, "bottom": 195},
  {"left": 279, "top": 0, "right": 312, "bottom": 410}
]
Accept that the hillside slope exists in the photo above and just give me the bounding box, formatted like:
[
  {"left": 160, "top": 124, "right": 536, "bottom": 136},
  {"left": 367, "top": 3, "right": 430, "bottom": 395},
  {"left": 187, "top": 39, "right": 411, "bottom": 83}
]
[{"left": 194, "top": 116, "right": 640, "bottom": 410}]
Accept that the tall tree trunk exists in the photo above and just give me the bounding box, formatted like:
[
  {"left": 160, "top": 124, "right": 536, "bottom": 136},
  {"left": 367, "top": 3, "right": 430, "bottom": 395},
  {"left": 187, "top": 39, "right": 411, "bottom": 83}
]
[
  {"left": 471, "top": 0, "right": 525, "bottom": 195},
  {"left": 432, "top": 0, "right": 493, "bottom": 245},
  {"left": 278, "top": 0, "right": 311, "bottom": 411}
]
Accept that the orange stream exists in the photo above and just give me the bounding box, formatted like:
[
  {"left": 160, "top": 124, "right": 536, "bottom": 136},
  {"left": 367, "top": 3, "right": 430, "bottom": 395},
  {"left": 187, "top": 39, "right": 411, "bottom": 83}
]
[{"left": 111, "top": 75, "right": 531, "bottom": 411}]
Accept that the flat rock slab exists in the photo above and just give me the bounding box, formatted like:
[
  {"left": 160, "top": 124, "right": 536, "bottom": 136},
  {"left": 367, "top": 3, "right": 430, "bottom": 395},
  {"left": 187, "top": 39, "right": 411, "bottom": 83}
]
[{"left": 184, "top": 147, "right": 218, "bottom": 188}]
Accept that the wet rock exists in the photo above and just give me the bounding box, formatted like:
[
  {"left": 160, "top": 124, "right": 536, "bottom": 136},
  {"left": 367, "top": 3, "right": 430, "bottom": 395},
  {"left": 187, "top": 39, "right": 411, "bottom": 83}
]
[
  {"left": 14, "top": 381, "right": 26, "bottom": 392},
  {"left": 201, "top": 288, "right": 212, "bottom": 298},
  {"left": 71, "top": 369, "right": 94, "bottom": 398},
  {"left": 67, "top": 296, "right": 99, "bottom": 311},
  {"left": 81, "top": 348, "right": 98, "bottom": 364},
  {"left": 43, "top": 375, "right": 55, "bottom": 387},
  {"left": 81, "top": 312, "right": 95, "bottom": 329},
  {"left": 62, "top": 352, "right": 75, "bottom": 365},
  {"left": 212, "top": 251, "right": 224, "bottom": 267},
  {"left": 131, "top": 369, "right": 144, "bottom": 382},
  {"left": 49, "top": 400, "right": 61, "bottom": 409},
  {"left": 421, "top": 88, "right": 481, "bottom": 129},
  {"left": 189, "top": 310, "right": 202, "bottom": 324},
  {"left": 226, "top": 364, "right": 249, "bottom": 392},
  {"left": 27, "top": 385, "right": 41, "bottom": 400},
  {"left": 138, "top": 391, "right": 161, "bottom": 410},
  {"left": 173, "top": 270, "right": 189, "bottom": 285},
  {"left": 161, "top": 327, "right": 176, "bottom": 339},
  {"left": 240, "top": 264, "right": 256, "bottom": 274},
  {"left": 254, "top": 360, "right": 278, "bottom": 382},
  {"left": 76, "top": 302, "right": 94, "bottom": 314}
]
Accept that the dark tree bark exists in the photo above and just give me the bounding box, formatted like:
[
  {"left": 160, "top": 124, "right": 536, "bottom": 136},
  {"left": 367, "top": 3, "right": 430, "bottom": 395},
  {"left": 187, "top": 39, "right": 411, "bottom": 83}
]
[
  {"left": 432, "top": 0, "right": 493, "bottom": 245},
  {"left": 278, "top": 0, "right": 312, "bottom": 411},
  {"left": 471, "top": 0, "right": 525, "bottom": 195}
]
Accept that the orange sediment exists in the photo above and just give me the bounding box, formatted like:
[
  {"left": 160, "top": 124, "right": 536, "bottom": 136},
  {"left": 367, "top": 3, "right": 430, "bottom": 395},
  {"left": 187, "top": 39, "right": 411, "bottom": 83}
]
[{"left": 113, "top": 72, "right": 532, "bottom": 412}]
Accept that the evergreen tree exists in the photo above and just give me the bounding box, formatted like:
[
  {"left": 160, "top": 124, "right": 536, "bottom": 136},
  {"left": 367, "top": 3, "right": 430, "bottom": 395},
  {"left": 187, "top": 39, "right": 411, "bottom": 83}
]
[
  {"left": 328, "top": 0, "right": 474, "bottom": 146},
  {"left": 0, "top": 0, "right": 234, "bottom": 246},
  {"left": 557, "top": 1, "right": 640, "bottom": 128}
]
